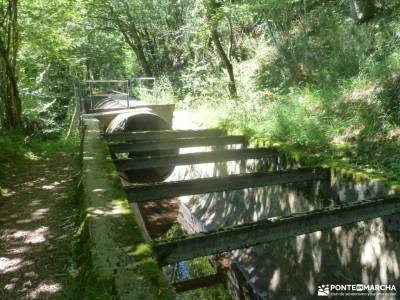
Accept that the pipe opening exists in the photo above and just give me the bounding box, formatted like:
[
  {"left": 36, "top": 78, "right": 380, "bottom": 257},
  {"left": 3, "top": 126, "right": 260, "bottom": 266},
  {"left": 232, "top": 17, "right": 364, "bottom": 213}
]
[{"left": 107, "top": 110, "right": 177, "bottom": 183}]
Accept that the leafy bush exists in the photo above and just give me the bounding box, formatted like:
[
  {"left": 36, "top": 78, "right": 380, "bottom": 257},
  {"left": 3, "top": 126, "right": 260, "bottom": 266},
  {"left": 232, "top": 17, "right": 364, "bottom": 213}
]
[
  {"left": 0, "top": 130, "right": 79, "bottom": 179},
  {"left": 0, "top": 132, "right": 30, "bottom": 177}
]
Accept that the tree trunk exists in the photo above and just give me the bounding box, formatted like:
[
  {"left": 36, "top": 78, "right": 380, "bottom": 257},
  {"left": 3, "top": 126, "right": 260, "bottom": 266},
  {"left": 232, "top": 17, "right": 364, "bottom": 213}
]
[
  {"left": 206, "top": 0, "right": 237, "bottom": 98},
  {"left": 210, "top": 28, "right": 237, "bottom": 98},
  {"left": 122, "top": 3, "right": 153, "bottom": 77},
  {"left": 107, "top": 2, "right": 153, "bottom": 77},
  {"left": 350, "top": 0, "right": 376, "bottom": 22},
  {"left": 0, "top": 0, "right": 22, "bottom": 130},
  {"left": 0, "top": 44, "right": 22, "bottom": 129},
  {"left": 120, "top": 28, "right": 153, "bottom": 77}
]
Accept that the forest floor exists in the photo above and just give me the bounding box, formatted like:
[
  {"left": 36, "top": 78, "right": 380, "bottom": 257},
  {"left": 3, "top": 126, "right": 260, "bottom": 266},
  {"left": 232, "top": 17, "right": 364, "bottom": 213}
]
[{"left": 0, "top": 152, "right": 78, "bottom": 300}]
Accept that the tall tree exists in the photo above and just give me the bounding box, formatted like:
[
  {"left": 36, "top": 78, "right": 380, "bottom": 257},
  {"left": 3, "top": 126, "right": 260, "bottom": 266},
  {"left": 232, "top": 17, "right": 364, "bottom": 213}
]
[
  {"left": 350, "top": 0, "right": 376, "bottom": 22},
  {"left": 0, "top": 0, "right": 22, "bottom": 129},
  {"left": 87, "top": 0, "right": 192, "bottom": 77},
  {"left": 205, "top": 0, "right": 237, "bottom": 98}
]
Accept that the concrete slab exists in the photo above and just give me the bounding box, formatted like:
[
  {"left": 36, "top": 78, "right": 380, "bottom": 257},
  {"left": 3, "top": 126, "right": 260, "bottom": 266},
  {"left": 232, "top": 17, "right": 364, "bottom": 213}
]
[{"left": 78, "top": 118, "right": 174, "bottom": 300}]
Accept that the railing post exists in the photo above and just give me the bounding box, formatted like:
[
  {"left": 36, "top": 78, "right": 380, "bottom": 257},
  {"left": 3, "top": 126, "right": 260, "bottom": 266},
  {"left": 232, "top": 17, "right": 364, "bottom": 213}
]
[
  {"left": 89, "top": 81, "right": 93, "bottom": 110},
  {"left": 127, "top": 80, "right": 130, "bottom": 108}
]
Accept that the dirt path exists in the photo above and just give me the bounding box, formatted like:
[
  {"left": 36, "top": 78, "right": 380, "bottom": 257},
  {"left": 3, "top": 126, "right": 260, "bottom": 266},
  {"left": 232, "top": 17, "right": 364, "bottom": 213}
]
[{"left": 0, "top": 153, "right": 77, "bottom": 300}]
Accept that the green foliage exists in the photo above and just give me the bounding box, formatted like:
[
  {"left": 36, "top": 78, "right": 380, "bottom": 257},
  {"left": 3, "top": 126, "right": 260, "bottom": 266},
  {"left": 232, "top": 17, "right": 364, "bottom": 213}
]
[
  {"left": 2, "top": 0, "right": 400, "bottom": 297},
  {"left": 0, "top": 130, "right": 79, "bottom": 179},
  {"left": 16, "top": 0, "right": 133, "bottom": 138},
  {"left": 153, "top": 0, "right": 400, "bottom": 182},
  {"left": 0, "top": 132, "right": 29, "bottom": 176},
  {"left": 161, "top": 224, "right": 232, "bottom": 300},
  {"left": 30, "top": 133, "right": 80, "bottom": 157},
  {"left": 265, "top": 95, "right": 329, "bottom": 146}
]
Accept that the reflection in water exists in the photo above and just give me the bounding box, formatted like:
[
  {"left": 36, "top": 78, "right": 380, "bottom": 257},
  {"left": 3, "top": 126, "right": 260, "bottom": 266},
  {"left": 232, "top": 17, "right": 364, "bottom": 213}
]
[{"left": 165, "top": 145, "right": 400, "bottom": 299}]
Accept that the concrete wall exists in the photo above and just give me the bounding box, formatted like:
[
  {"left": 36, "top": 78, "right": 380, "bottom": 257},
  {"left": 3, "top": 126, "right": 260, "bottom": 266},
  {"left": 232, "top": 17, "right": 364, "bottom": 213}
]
[
  {"left": 78, "top": 118, "right": 174, "bottom": 300},
  {"left": 172, "top": 148, "right": 400, "bottom": 299}
]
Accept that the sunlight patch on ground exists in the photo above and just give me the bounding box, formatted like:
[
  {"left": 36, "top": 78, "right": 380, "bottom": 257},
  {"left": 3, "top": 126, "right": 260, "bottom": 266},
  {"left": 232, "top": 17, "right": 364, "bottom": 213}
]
[
  {"left": 6, "top": 226, "right": 49, "bottom": 244},
  {"left": 4, "top": 282, "right": 16, "bottom": 291},
  {"left": 41, "top": 181, "right": 61, "bottom": 190},
  {"left": 1, "top": 188, "right": 15, "bottom": 197},
  {"left": 0, "top": 258, "right": 34, "bottom": 274},
  {"left": 16, "top": 218, "right": 34, "bottom": 224},
  {"left": 6, "top": 246, "right": 31, "bottom": 254},
  {"left": 172, "top": 111, "right": 199, "bottom": 130},
  {"left": 28, "top": 282, "right": 62, "bottom": 299},
  {"left": 31, "top": 208, "right": 49, "bottom": 220},
  {"left": 0, "top": 152, "right": 76, "bottom": 299},
  {"left": 28, "top": 200, "right": 42, "bottom": 207},
  {"left": 0, "top": 258, "right": 23, "bottom": 274},
  {"left": 25, "top": 271, "right": 39, "bottom": 279},
  {"left": 87, "top": 202, "right": 130, "bottom": 217}
]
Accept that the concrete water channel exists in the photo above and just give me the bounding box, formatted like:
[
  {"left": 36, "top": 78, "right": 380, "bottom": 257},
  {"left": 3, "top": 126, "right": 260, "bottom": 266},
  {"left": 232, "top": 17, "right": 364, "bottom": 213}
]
[{"left": 80, "top": 82, "right": 400, "bottom": 299}]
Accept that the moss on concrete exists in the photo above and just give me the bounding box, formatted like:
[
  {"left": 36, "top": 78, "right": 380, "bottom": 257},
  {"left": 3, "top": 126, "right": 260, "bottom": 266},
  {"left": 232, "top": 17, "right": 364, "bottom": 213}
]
[
  {"left": 76, "top": 118, "right": 174, "bottom": 300},
  {"left": 249, "top": 137, "right": 400, "bottom": 194}
]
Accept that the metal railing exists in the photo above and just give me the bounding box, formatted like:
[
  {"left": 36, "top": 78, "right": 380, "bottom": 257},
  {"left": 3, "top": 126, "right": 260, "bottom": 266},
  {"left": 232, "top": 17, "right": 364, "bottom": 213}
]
[{"left": 77, "top": 77, "right": 157, "bottom": 112}]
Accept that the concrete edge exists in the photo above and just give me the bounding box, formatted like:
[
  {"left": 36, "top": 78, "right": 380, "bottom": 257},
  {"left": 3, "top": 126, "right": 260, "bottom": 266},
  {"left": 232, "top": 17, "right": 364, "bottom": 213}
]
[
  {"left": 78, "top": 118, "right": 174, "bottom": 300},
  {"left": 247, "top": 139, "right": 400, "bottom": 194}
]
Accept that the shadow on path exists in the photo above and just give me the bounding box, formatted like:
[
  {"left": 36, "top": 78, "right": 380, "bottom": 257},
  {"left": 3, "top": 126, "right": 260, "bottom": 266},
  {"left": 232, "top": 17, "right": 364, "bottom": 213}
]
[{"left": 0, "top": 153, "right": 77, "bottom": 300}]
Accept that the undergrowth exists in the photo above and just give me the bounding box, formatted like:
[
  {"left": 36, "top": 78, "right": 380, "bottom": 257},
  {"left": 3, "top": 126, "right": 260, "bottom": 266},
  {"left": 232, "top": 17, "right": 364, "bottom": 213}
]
[
  {"left": 160, "top": 1, "right": 400, "bottom": 184},
  {"left": 0, "top": 130, "right": 79, "bottom": 192}
]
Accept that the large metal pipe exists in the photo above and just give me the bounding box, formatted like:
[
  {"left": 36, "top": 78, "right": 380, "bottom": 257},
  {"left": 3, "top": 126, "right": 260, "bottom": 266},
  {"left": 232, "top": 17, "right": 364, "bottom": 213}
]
[
  {"left": 93, "top": 97, "right": 145, "bottom": 110},
  {"left": 98, "top": 99, "right": 176, "bottom": 183}
]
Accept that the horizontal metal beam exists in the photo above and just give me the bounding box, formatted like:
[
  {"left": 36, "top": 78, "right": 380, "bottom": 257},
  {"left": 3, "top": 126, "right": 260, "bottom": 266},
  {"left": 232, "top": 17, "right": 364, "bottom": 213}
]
[
  {"left": 114, "top": 148, "right": 278, "bottom": 171},
  {"left": 154, "top": 196, "right": 400, "bottom": 265},
  {"left": 173, "top": 274, "right": 222, "bottom": 293},
  {"left": 131, "top": 77, "right": 156, "bottom": 80},
  {"left": 104, "top": 129, "right": 225, "bottom": 142},
  {"left": 126, "top": 167, "right": 329, "bottom": 203},
  {"left": 84, "top": 104, "right": 175, "bottom": 117},
  {"left": 110, "top": 135, "right": 246, "bottom": 153},
  {"left": 82, "top": 80, "right": 128, "bottom": 83}
]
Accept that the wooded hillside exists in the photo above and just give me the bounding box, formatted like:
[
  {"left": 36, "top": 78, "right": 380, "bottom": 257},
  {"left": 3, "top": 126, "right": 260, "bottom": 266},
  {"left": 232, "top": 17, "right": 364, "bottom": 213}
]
[{"left": 1, "top": 0, "right": 400, "bottom": 181}]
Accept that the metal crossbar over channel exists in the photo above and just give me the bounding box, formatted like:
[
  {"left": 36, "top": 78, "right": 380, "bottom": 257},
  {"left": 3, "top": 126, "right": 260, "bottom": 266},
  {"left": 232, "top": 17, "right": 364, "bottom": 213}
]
[{"left": 105, "top": 128, "right": 400, "bottom": 279}]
